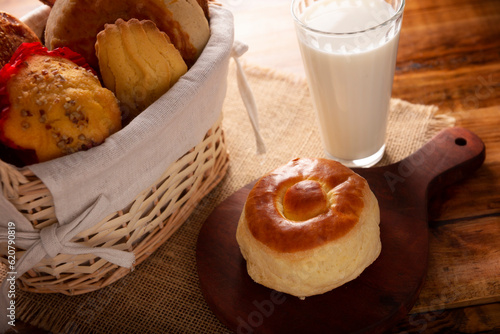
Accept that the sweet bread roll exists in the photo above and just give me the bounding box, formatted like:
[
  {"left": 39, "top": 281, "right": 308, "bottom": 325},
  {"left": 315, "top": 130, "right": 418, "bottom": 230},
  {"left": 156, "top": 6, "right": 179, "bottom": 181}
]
[
  {"left": 45, "top": 0, "right": 210, "bottom": 70},
  {"left": 0, "top": 12, "right": 40, "bottom": 68},
  {"left": 236, "top": 158, "right": 381, "bottom": 299},
  {"left": 96, "top": 18, "right": 187, "bottom": 120},
  {"left": 0, "top": 43, "right": 121, "bottom": 164}
]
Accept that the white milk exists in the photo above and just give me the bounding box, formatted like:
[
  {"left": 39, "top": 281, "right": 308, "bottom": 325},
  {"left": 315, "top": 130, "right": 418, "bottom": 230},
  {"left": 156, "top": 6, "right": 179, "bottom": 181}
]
[{"left": 295, "top": 0, "right": 402, "bottom": 164}]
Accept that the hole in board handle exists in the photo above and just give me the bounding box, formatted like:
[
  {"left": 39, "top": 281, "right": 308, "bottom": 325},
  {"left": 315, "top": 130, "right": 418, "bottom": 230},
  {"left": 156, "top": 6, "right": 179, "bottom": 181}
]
[{"left": 455, "top": 137, "right": 467, "bottom": 146}]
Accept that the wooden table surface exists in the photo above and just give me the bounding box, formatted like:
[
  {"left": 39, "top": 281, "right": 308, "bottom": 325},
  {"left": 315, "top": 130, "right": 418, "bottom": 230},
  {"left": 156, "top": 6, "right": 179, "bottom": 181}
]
[{"left": 2, "top": 0, "right": 500, "bottom": 333}]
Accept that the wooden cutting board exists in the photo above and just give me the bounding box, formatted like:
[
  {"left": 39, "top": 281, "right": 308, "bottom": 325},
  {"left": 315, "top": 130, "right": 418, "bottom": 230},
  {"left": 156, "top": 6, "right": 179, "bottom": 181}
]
[{"left": 196, "top": 127, "right": 485, "bottom": 334}]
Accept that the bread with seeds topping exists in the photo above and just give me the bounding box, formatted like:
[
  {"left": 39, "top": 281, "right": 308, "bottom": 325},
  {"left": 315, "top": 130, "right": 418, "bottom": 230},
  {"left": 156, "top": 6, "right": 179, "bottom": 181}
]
[{"left": 0, "top": 43, "right": 121, "bottom": 164}]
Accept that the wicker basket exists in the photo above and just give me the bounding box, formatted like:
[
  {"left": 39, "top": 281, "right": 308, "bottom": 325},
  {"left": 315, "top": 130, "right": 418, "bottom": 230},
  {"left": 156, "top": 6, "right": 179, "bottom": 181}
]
[
  {"left": 0, "top": 115, "right": 228, "bottom": 295},
  {"left": 0, "top": 4, "right": 232, "bottom": 295}
]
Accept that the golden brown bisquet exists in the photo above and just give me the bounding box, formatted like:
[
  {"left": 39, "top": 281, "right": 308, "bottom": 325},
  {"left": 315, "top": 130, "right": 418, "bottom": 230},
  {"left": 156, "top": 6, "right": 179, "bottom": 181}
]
[{"left": 236, "top": 158, "right": 382, "bottom": 299}]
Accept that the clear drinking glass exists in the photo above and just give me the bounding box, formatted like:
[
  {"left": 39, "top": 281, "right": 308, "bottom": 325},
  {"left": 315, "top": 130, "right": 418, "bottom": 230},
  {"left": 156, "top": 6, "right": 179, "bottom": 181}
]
[{"left": 292, "top": 0, "right": 405, "bottom": 167}]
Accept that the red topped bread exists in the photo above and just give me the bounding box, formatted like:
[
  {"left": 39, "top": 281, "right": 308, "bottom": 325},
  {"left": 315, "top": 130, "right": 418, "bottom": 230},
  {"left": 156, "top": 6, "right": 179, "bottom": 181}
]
[{"left": 0, "top": 43, "right": 121, "bottom": 164}]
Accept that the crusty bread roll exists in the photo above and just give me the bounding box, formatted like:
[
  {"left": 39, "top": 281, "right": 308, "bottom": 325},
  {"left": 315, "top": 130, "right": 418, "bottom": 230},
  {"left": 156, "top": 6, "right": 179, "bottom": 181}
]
[
  {"left": 0, "top": 12, "right": 40, "bottom": 68},
  {"left": 96, "top": 18, "right": 187, "bottom": 121},
  {"left": 236, "top": 158, "right": 381, "bottom": 299},
  {"left": 45, "top": 0, "right": 210, "bottom": 70}
]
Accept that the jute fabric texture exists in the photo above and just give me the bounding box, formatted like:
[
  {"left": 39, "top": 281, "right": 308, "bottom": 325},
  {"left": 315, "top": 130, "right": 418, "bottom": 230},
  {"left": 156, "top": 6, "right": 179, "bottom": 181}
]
[{"left": 5, "top": 62, "right": 454, "bottom": 334}]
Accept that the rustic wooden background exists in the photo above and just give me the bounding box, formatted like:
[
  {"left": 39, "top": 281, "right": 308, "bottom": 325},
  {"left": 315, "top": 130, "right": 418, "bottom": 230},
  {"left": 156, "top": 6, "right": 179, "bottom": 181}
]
[{"left": 2, "top": 0, "right": 499, "bottom": 332}]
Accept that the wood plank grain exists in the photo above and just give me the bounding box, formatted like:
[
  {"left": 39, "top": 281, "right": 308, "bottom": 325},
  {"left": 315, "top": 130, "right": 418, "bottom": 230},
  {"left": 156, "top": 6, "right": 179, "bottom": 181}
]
[
  {"left": 429, "top": 106, "right": 500, "bottom": 220},
  {"left": 394, "top": 0, "right": 500, "bottom": 111},
  {"left": 455, "top": 106, "right": 500, "bottom": 157},
  {"left": 413, "top": 216, "right": 500, "bottom": 313},
  {"left": 393, "top": 302, "right": 500, "bottom": 333},
  {"left": 393, "top": 66, "right": 500, "bottom": 112}
]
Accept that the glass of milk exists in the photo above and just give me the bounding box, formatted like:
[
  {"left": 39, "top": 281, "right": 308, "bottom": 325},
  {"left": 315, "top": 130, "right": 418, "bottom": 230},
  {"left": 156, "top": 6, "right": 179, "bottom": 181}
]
[{"left": 292, "top": 0, "right": 405, "bottom": 167}]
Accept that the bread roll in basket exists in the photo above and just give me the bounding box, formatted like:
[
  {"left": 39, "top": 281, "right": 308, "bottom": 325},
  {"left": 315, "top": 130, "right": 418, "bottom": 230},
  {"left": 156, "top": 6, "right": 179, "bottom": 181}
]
[{"left": 0, "top": 3, "right": 235, "bottom": 296}]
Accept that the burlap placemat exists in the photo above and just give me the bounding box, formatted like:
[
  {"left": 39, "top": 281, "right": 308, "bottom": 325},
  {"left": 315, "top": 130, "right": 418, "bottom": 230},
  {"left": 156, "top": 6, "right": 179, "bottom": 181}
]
[{"left": 7, "top": 61, "right": 455, "bottom": 334}]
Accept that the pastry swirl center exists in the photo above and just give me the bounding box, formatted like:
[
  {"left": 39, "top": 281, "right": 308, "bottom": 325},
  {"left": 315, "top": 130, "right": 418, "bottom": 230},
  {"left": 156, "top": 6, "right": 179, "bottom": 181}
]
[{"left": 283, "top": 180, "right": 328, "bottom": 221}]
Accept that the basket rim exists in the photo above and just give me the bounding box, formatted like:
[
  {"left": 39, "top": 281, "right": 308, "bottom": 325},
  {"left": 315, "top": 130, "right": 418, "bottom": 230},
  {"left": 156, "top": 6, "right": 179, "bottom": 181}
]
[{"left": 2, "top": 114, "right": 229, "bottom": 294}]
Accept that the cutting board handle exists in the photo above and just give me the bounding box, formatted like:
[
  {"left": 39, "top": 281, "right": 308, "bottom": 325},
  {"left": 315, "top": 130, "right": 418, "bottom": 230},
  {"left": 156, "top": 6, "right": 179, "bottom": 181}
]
[{"left": 401, "top": 127, "right": 485, "bottom": 198}]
